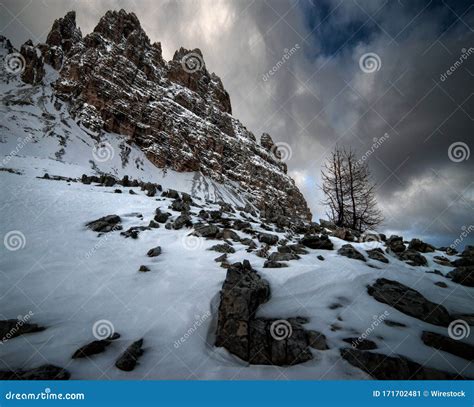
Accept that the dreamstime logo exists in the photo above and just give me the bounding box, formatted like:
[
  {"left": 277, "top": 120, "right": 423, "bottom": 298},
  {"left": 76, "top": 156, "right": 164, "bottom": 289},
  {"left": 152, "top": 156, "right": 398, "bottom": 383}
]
[
  {"left": 359, "top": 52, "right": 382, "bottom": 73},
  {"left": 4, "top": 230, "right": 26, "bottom": 251},
  {"left": 181, "top": 234, "right": 204, "bottom": 251},
  {"left": 271, "top": 142, "right": 292, "bottom": 162},
  {"left": 92, "top": 319, "right": 114, "bottom": 340},
  {"left": 2, "top": 135, "right": 34, "bottom": 167},
  {"left": 174, "top": 311, "right": 211, "bottom": 349},
  {"left": 450, "top": 225, "right": 474, "bottom": 250},
  {"left": 262, "top": 44, "right": 300, "bottom": 81},
  {"left": 92, "top": 142, "right": 114, "bottom": 162},
  {"left": 440, "top": 47, "right": 474, "bottom": 82},
  {"left": 357, "top": 133, "right": 390, "bottom": 165},
  {"left": 270, "top": 319, "right": 293, "bottom": 341},
  {"left": 448, "top": 319, "right": 470, "bottom": 341},
  {"left": 4, "top": 52, "right": 26, "bottom": 74},
  {"left": 181, "top": 52, "right": 205, "bottom": 73},
  {"left": 1, "top": 311, "right": 34, "bottom": 344},
  {"left": 352, "top": 311, "right": 389, "bottom": 348},
  {"left": 448, "top": 142, "right": 470, "bottom": 162},
  {"left": 359, "top": 231, "right": 382, "bottom": 249}
]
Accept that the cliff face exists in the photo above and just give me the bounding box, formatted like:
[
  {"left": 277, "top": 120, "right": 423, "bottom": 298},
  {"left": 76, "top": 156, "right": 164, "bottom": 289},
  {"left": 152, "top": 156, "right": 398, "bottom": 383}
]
[{"left": 13, "top": 9, "right": 312, "bottom": 221}]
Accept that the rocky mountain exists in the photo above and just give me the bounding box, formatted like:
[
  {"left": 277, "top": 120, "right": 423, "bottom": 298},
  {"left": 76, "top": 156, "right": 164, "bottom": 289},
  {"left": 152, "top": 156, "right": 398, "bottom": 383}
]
[
  {"left": 3, "top": 9, "right": 311, "bottom": 223},
  {"left": 0, "top": 10, "right": 472, "bottom": 381}
]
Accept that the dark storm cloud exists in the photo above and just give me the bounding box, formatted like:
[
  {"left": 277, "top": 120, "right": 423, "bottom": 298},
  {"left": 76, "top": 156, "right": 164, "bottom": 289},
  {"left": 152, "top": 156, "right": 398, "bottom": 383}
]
[{"left": 0, "top": 0, "right": 472, "bottom": 246}]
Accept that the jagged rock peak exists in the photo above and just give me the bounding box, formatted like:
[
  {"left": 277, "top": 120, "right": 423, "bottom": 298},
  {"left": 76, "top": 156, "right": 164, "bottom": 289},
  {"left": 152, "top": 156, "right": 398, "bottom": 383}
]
[
  {"left": 8, "top": 10, "right": 312, "bottom": 222},
  {"left": 46, "top": 11, "right": 82, "bottom": 53},
  {"left": 93, "top": 9, "right": 148, "bottom": 44},
  {"left": 260, "top": 133, "right": 274, "bottom": 151}
]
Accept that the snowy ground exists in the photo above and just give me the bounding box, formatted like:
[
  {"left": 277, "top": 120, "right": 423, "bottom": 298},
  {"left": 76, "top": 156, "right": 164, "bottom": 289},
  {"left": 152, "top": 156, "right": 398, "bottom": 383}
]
[
  {"left": 0, "top": 160, "right": 473, "bottom": 379},
  {"left": 1, "top": 72, "right": 473, "bottom": 380}
]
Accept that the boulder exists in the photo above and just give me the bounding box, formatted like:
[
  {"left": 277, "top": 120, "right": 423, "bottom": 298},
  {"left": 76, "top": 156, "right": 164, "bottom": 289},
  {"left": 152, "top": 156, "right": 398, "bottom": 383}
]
[
  {"left": 398, "top": 249, "right": 428, "bottom": 266},
  {"left": 194, "top": 224, "right": 219, "bottom": 238},
  {"left": 367, "top": 278, "right": 451, "bottom": 326},
  {"left": 447, "top": 266, "right": 474, "bottom": 287},
  {"left": 209, "top": 243, "right": 235, "bottom": 254},
  {"left": 367, "top": 248, "right": 388, "bottom": 263},
  {"left": 338, "top": 244, "right": 365, "bottom": 261},
  {"left": 268, "top": 252, "right": 300, "bottom": 262},
  {"left": 120, "top": 226, "right": 150, "bottom": 239},
  {"left": 341, "top": 349, "right": 466, "bottom": 379},
  {"left": 0, "top": 365, "right": 70, "bottom": 380},
  {"left": 0, "top": 319, "right": 45, "bottom": 341},
  {"left": 154, "top": 210, "right": 171, "bottom": 223},
  {"left": 421, "top": 331, "right": 474, "bottom": 361},
  {"left": 433, "top": 256, "right": 452, "bottom": 267},
  {"left": 258, "top": 232, "right": 279, "bottom": 245},
  {"left": 146, "top": 246, "right": 162, "bottom": 257},
  {"left": 386, "top": 235, "right": 405, "bottom": 253},
  {"left": 72, "top": 334, "right": 119, "bottom": 359},
  {"left": 263, "top": 260, "right": 288, "bottom": 268},
  {"left": 115, "top": 339, "right": 144, "bottom": 371},
  {"left": 300, "top": 235, "right": 333, "bottom": 250},
  {"left": 86, "top": 215, "right": 121, "bottom": 233},
  {"left": 307, "top": 330, "right": 329, "bottom": 350},
  {"left": 408, "top": 238, "right": 435, "bottom": 253},
  {"left": 215, "top": 261, "right": 312, "bottom": 365}
]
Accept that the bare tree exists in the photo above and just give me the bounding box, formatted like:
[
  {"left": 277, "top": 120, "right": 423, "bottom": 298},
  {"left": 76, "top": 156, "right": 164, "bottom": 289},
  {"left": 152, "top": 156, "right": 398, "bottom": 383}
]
[{"left": 321, "top": 146, "right": 383, "bottom": 232}]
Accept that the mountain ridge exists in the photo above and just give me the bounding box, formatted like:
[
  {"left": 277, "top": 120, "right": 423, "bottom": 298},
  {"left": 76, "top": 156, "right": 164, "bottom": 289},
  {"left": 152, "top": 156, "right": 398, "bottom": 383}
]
[{"left": 2, "top": 9, "right": 312, "bottom": 223}]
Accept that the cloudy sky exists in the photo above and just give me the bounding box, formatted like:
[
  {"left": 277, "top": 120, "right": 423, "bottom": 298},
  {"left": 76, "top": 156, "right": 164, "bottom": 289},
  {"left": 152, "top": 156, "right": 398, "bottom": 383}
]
[{"left": 1, "top": 0, "right": 472, "bottom": 246}]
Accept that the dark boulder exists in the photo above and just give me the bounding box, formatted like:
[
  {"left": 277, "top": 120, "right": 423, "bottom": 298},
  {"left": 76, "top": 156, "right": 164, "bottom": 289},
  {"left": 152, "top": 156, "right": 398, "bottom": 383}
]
[
  {"left": 194, "top": 224, "right": 219, "bottom": 238},
  {"left": 367, "top": 248, "right": 388, "bottom": 263},
  {"left": 338, "top": 244, "right": 366, "bottom": 261},
  {"left": 86, "top": 215, "right": 121, "bottom": 233},
  {"left": 341, "top": 349, "right": 466, "bottom": 379},
  {"left": 367, "top": 278, "right": 451, "bottom": 326},
  {"left": 263, "top": 260, "right": 288, "bottom": 268},
  {"left": 209, "top": 243, "right": 235, "bottom": 254},
  {"left": 447, "top": 266, "right": 474, "bottom": 287},
  {"left": 0, "top": 365, "right": 70, "bottom": 380},
  {"left": 408, "top": 238, "right": 435, "bottom": 253},
  {"left": 300, "top": 234, "right": 333, "bottom": 250},
  {"left": 398, "top": 249, "right": 428, "bottom": 267},
  {"left": 258, "top": 232, "right": 279, "bottom": 245},
  {"left": 115, "top": 339, "right": 144, "bottom": 371},
  {"left": 147, "top": 246, "right": 162, "bottom": 257},
  {"left": 215, "top": 261, "right": 312, "bottom": 365},
  {"left": 421, "top": 331, "right": 474, "bottom": 361}
]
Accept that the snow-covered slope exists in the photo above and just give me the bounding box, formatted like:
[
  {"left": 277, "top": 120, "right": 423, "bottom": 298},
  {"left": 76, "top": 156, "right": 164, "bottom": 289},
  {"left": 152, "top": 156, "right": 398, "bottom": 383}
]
[
  {"left": 1, "top": 10, "right": 473, "bottom": 381},
  {"left": 1, "top": 81, "right": 473, "bottom": 378},
  {"left": 1, "top": 166, "right": 472, "bottom": 379}
]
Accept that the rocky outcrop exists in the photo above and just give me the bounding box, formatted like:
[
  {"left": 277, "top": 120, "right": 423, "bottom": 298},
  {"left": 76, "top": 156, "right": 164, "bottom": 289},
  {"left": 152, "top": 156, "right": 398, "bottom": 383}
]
[
  {"left": 421, "top": 331, "right": 474, "bottom": 361},
  {"left": 86, "top": 215, "right": 122, "bottom": 233},
  {"left": 408, "top": 238, "right": 435, "bottom": 253},
  {"left": 16, "top": 9, "right": 311, "bottom": 222},
  {"left": 341, "top": 349, "right": 466, "bottom": 380},
  {"left": 338, "top": 244, "right": 365, "bottom": 261},
  {"left": 398, "top": 249, "right": 428, "bottom": 267},
  {"left": 0, "top": 365, "right": 70, "bottom": 380},
  {"left": 20, "top": 40, "right": 44, "bottom": 85},
  {"left": 215, "top": 261, "right": 313, "bottom": 365},
  {"left": 300, "top": 235, "right": 333, "bottom": 250},
  {"left": 367, "top": 248, "right": 388, "bottom": 263},
  {"left": 0, "top": 319, "right": 45, "bottom": 342},
  {"left": 367, "top": 278, "right": 451, "bottom": 326},
  {"left": 386, "top": 235, "right": 406, "bottom": 253},
  {"left": 447, "top": 266, "right": 474, "bottom": 287}
]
